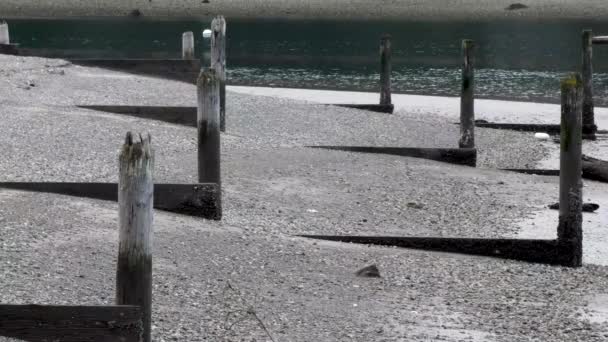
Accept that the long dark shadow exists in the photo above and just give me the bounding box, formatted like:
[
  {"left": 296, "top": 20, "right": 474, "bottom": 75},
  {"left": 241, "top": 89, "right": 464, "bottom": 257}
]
[
  {"left": 298, "top": 235, "right": 572, "bottom": 265},
  {"left": 78, "top": 105, "right": 197, "bottom": 126},
  {"left": 308, "top": 146, "right": 477, "bottom": 166},
  {"left": 69, "top": 58, "right": 200, "bottom": 84},
  {"left": 330, "top": 103, "right": 394, "bottom": 113}
]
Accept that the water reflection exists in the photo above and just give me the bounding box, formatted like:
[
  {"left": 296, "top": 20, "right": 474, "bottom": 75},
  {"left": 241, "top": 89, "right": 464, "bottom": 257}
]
[{"left": 7, "top": 18, "right": 608, "bottom": 105}]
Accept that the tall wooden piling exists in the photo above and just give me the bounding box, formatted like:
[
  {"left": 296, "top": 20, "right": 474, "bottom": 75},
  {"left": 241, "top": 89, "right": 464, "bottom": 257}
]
[
  {"left": 379, "top": 34, "right": 392, "bottom": 106},
  {"left": 459, "top": 39, "right": 475, "bottom": 149},
  {"left": 558, "top": 74, "right": 583, "bottom": 267},
  {"left": 182, "top": 31, "right": 195, "bottom": 60},
  {"left": 581, "top": 29, "right": 597, "bottom": 139},
  {"left": 211, "top": 16, "right": 227, "bottom": 132},
  {"left": 116, "top": 132, "right": 154, "bottom": 342},
  {"left": 197, "top": 69, "right": 221, "bottom": 184},
  {"left": 0, "top": 21, "right": 9, "bottom": 45}
]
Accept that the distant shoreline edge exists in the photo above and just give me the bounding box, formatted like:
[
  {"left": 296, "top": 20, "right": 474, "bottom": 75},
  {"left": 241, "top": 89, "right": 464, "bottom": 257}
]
[{"left": 3, "top": 1, "right": 608, "bottom": 21}]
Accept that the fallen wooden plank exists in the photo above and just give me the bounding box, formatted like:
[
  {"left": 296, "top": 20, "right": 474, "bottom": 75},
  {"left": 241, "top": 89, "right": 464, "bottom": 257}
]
[
  {"left": 0, "top": 43, "right": 19, "bottom": 55},
  {"left": 68, "top": 59, "right": 200, "bottom": 84},
  {"left": 0, "top": 182, "right": 221, "bottom": 220},
  {"left": 78, "top": 105, "right": 197, "bottom": 126},
  {"left": 330, "top": 103, "right": 394, "bottom": 114},
  {"left": 475, "top": 122, "right": 561, "bottom": 134},
  {"left": 298, "top": 235, "right": 572, "bottom": 265},
  {"left": 310, "top": 146, "right": 477, "bottom": 166},
  {"left": 0, "top": 304, "right": 142, "bottom": 342},
  {"left": 582, "top": 154, "right": 608, "bottom": 183},
  {"left": 503, "top": 155, "right": 608, "bottom": 183}
]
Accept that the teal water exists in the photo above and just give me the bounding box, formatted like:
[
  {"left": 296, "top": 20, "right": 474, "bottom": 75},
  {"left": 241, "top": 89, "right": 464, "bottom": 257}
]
[{"left": 7, "top": 18, "right": 608, "bottom": 105}]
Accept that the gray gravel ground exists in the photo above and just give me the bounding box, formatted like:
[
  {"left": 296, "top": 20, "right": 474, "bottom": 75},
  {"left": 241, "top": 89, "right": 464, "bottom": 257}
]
[{"left": 1, "top": 55, "right": 608, "bottom": 341}]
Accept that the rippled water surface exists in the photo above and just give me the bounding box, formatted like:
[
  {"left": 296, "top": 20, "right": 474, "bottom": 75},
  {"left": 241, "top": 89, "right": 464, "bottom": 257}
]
[{"left": 8, "top": 18, "right": 608, "bottom": 105}]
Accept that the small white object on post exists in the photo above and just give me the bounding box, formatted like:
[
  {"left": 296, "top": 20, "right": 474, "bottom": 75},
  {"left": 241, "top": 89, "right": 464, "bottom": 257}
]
[
  {"left": 202, "top": 29, "right": 212, "bottom": 39},
  {"left": 182, "top": 31, "right": 195, "bottom": 60},
  {"left": 0, "top": 21, "right": 10, "bottom": 45}
]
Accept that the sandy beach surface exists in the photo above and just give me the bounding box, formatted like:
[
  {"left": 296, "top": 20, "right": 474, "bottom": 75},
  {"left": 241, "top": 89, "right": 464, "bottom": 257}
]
[
  {"left": 1, "top": 55, "right": 608, "bottom": 341},
  {"left": 4, "top": 0, "right": 608, "bottom": 20}
]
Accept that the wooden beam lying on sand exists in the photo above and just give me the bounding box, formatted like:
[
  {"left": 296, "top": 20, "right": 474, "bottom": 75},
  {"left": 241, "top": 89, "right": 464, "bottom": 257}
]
[
  {"left": 298, "top": 235, "right": 572, "bottom": 265},
  {"left": 0, "top": 43, "right": 18, "bottom": 55},
  {"left": 310, "top": 146, "right": 477, "bottom": 166},
  {"left": 78, "top": 105, "right": 197, "bottom": 126},
  {"left": 503, "top": 155, "right": 608, "bottom": 183},
  {"left": 330, "top": 103, "right": 394, "bottom": 113},
  {"left": 68, "top": 59, "right": 200, "bottom": 84},
  {"left": 581, "top": 155, "right": 608, "bottom": 183},
  {"left": 0, "top": 182, "right": 221, "bottom": 220},
  {"left": 0, "top": 304, "right": 143, "bottom": 342},
  {"left": 474, "top": 122, "right": 562, "bottom": 134}
]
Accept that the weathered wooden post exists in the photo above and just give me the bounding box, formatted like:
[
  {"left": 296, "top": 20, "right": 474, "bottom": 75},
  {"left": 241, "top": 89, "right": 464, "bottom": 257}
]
[
  {"left": 182, "top": 31, "right": 195, "bottom": 60},
  {"left": 197, "top": 69, "right": 221, "bottom": 184},
  {"left": 0, "top": 21, "right": 9, "bottom": 45},
  {"left": 117, "top": 132, "right": 154, "bottom": 342},
  {"left": 211, "top": 16, "right": 227, "bottom": 132},
  {"left": 459, "top": 39, "right": 475, "bottom": 149},
  {"left": 581, "top": 29, "right": 597, "bottom": 139},
  {"left": 557, "top": 74, "right": 583, "bottom": 267},
  {"left": 379, "top": 34, "right": 392, "bottom": 107}
]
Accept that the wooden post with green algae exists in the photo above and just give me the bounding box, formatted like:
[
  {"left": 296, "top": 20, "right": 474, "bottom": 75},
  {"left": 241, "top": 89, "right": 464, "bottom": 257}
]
[
  {"left": 197, "top": 68, "right": 221, "bottom": 185},
  {"left": 459, "top": 39, "right": 475, "bottom": 149},
  {"left": 558, "top": 74, "right": 583, "bottom": 267},
  {"left": 581, "top": 29, "right": 597, "bottom": 139},
  {"left": 379, "top": 34, "right": 392, "bottom": 107},
  {"left": 116, "top": 132, "right": 154, "bottom": 342},
  {"left": 211, "top": 16, "right": 227, "bottom": 132}
]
